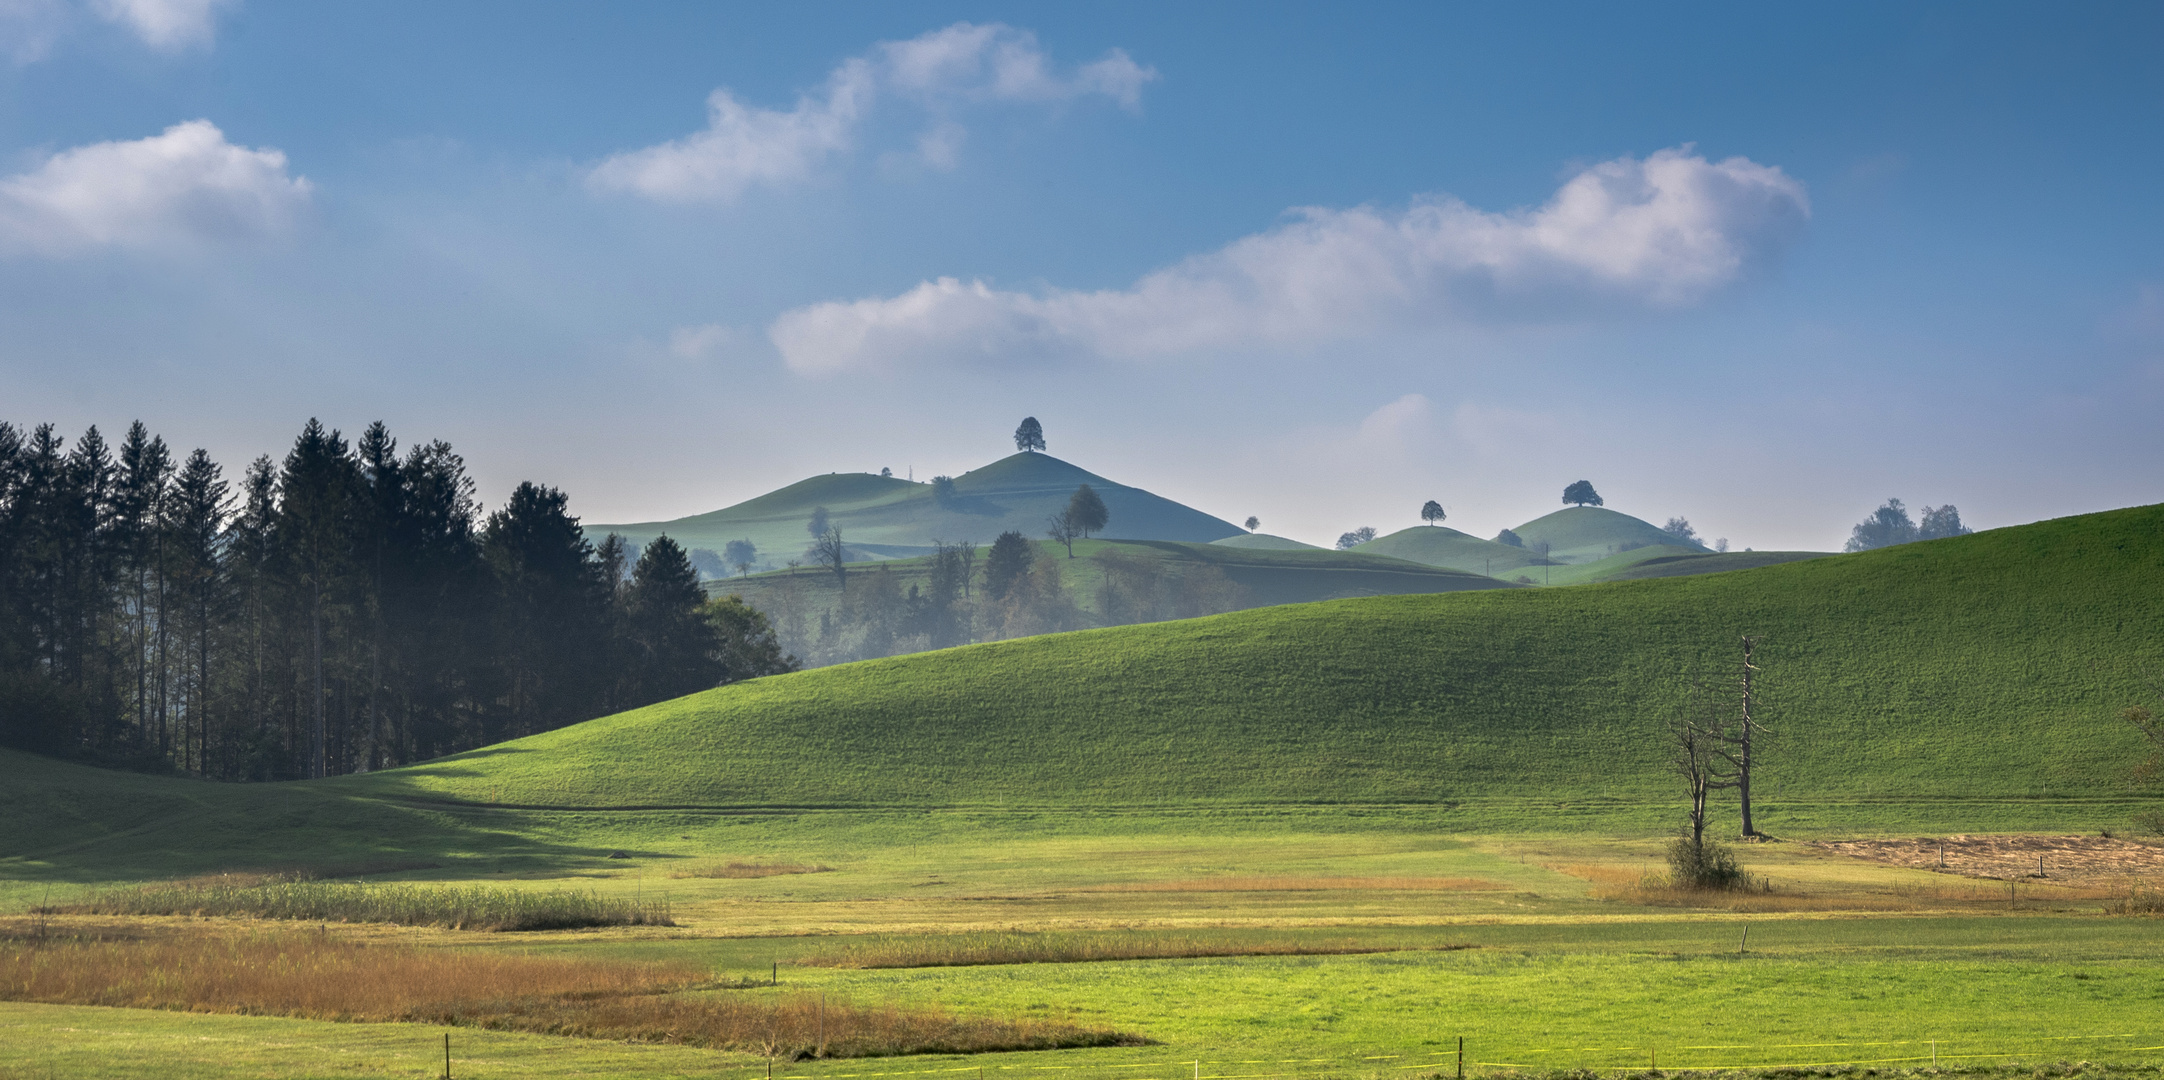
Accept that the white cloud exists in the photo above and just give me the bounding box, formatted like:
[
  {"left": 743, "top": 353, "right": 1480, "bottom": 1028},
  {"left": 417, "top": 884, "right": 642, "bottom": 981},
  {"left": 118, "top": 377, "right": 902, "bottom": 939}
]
[
  {"left": 0, "top": 119, "right": 311, "bottom": 255},
  {"left": 769, "top": 147, "right": 1809, "bottom": 373},
  {"left": 91, "top": 0, "right": 232, "bottom": 51},
  {"left": 589, "top": 22, "right": 1155, "bottom": 202}
]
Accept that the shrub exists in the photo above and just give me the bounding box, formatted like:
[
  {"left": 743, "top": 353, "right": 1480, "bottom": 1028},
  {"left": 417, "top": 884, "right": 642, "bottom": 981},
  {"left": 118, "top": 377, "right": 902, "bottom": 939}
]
[
  {"left": 1665, "top": 836, "right": 1764, "bottom": 892},
  {"left": 2131, "top": 810, "right": 2164, "bottom": 836}
]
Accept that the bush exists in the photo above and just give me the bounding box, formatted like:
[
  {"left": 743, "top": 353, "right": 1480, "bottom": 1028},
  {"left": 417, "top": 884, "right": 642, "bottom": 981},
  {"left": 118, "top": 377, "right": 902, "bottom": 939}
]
[
  {"left": 1665, "top": 836, "right": 1760, "bottom": 891},
  {"left": 2131, "top": 809, "right": 2164, "bottom": 836}
]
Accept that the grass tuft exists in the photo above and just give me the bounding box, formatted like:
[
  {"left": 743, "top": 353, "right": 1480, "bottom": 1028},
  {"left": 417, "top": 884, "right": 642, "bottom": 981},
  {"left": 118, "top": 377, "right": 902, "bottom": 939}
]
[{"left": 45, "top": 874, "right": 672, "bottom": 931}]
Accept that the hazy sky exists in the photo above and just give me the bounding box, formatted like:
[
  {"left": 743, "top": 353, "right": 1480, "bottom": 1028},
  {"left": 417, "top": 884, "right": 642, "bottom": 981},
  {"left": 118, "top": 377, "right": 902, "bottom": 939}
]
[{"left": 3, "top": 2, "right": 2160, "bottom": 550}]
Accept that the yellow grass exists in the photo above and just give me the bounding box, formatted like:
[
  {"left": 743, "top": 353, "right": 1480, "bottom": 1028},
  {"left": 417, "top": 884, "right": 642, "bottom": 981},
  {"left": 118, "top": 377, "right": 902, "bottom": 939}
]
[
  {"left": 1086, "top": 876, "right": 1510, "bottom": 892},
  {"left": 668, "top": 860, "right": 835, "bottom": 880},
  {"left": 0, "top": 924, "right": 1138, "bottom": 1057}
]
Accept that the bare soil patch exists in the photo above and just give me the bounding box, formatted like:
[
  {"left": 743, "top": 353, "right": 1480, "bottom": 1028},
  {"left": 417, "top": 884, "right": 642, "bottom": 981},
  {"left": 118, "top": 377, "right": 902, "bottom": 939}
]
[{"left": 1815, "top": 834, "right": 2164, "bottom": 886}]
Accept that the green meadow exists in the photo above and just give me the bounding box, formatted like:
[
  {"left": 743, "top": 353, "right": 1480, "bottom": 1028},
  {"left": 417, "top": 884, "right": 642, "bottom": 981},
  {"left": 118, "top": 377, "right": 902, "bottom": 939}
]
[{"left": 7, "top": 504, "right": 2164, "bottom": 1077}]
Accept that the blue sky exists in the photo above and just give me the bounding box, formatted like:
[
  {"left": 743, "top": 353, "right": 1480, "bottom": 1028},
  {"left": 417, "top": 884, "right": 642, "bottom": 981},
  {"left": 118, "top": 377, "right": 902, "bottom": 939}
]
[{"left": 2, "top": 1, "right": 2159, "bottom": 550}]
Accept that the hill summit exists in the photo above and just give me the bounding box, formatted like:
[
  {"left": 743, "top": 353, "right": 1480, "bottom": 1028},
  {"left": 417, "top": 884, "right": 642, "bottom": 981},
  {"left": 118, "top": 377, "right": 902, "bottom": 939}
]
[{"left": 591, "top": 452, "right": 1242, "bottom": 567}]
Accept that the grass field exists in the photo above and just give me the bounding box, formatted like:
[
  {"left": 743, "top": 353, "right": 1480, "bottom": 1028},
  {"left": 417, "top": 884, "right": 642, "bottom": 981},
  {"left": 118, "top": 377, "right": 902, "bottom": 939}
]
[{"left": 9, "top": 504, "right": 2164, "bottom": 1078}]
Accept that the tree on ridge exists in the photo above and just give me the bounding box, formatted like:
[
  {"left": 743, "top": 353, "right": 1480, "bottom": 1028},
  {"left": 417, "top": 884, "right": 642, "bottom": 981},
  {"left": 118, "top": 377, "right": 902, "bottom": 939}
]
[
  {"left": 1562, "top": 480, "right": 1603, "bottom": 507},
  {"left": 1014, "top": 417, "right": 1045, "bottom": 453},
  {"left": 1421, "top": 500, "right": 1445, "bottom": 525}
]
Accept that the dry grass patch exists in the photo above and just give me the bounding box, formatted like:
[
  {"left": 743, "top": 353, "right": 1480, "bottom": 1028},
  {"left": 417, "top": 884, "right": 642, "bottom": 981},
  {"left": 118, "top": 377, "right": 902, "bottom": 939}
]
[
  {"left": 45, "top": 874, "right": 672, "bottom": 931},
  {"left": 1088, "top": 875, "right": 1510, "bottom": 892},
  {"left": 1815, "top": 834, "right": 2164, "bottom": 887},
  {"left": 0, "top": 926, "right": 1139, "bottom": 1057},
  {"left": 796, "top": 930, "right": 1473, "bottom": 969},
  {"left": 669, "top": 860, "right": 835, "bottom": 880}
]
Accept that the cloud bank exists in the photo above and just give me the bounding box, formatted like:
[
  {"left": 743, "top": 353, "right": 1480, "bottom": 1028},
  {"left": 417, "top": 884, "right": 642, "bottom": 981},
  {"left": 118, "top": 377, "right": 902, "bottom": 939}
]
[
  {"left": 588, "top": 22, "right": 1156, "bottom": 203},
  {"left": 769, "top": 147, "right": 1810, "bottom": 373},
  {"left": 0, "top": 119, "right": 311, "bottom": 255}
]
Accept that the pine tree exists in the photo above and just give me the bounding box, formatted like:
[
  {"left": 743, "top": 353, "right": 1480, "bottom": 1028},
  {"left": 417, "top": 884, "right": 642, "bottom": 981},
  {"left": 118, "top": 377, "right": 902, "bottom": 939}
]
[{"left": 624, "top": 535, "right": 722, "bottom": 703}]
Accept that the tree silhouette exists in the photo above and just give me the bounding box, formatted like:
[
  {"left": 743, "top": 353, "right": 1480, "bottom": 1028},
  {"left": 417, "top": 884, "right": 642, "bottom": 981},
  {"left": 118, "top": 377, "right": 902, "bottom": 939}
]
[
  {"left": 1421, "top": 500, "right": 1445, "bottom": 525},
  {"left": 1243, "top": 516, "right": 1259, "bottom": 532},
  {"left": 1562, "top": 480, "right": 1603, "bottom": 507},
  {"left": 1014, "top": 417, "right": 1046, "bottom": 453},
  {"left": 1067, "top": 484, "right": 1109, "bottom": 538},
  {"left": 1336, "top": 526, "right": 1377, "bottom": 550}
]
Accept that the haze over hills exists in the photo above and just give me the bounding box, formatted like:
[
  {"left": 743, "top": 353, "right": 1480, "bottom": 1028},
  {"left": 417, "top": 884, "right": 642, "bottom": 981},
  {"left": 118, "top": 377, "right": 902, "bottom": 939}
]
[
  {"left": 1509, "top": 506, "right": 1714, "bottom": 563},
  {"left": 1351, "top": 525, "right": 1554, "bottom": 578},
  {"left": 6, "top": 502, "right": 2160, "bottom": 877},
  {"left": 592, "top": 452, "right": 1242, "bottom": 567}
]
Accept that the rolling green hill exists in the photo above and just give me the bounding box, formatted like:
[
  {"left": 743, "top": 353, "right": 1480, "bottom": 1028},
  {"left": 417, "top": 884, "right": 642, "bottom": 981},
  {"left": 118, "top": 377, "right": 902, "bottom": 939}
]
[
  {"left": 7, "top": 504, "right": 2163, "bottom": 880},
  {"left": 1510, "top": 506, "right": 1710, "bottom": 564},
  {"left": 358, "top": 503, "right": 2164, "bottom": 809},
  {"left": 1351, "top": 525, "right": 1552, "bottom": 577},
  {"left": 1210, "top": 533, "right": 1324, "bottom": 551},
  {"left": 592, "top": 453, "right": 1242, "bottom": 566}
]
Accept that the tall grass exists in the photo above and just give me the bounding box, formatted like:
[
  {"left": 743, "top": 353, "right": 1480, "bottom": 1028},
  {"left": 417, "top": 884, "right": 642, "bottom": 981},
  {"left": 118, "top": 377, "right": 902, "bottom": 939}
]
[
  {"left": 797, "top": 930, "right": 1471, "bottom": 968},
  {"left": 48, "top": 874, "right": 672, "bottom": 931},
  {"left": 0, "top": 928, "right": 1139, "bottom": 1057}
]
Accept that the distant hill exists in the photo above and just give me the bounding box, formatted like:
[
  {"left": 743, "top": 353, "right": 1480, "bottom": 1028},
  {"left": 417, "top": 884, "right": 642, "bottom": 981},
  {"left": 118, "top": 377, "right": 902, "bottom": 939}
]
[
  {"left": 592, "top": 452, "right": 1243, "bottom": 567},
  {"left": 1508, "top": 506, "right": 1709, "bottom": 564},
  {"left": 1211, "top": 533, "right": 1324, "bottom": 551},
  {"left": 1352, "top": 525, "right": 1551, "bottom": 578}
]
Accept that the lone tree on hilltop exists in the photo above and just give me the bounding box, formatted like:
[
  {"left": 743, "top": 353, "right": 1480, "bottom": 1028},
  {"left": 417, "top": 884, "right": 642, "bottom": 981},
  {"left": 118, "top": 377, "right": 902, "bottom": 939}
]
[
  {"left": 1067, "top": 484, "right": 1109, "bottom": 539},
  {"left": 983, "top": 530, "right": 1032, "bottom": 599},
  {"left": 1244, "top": 516, "right": 1260, "bottom": 532},
  {"left": 1845, "top": 498, "right": 1916, "bottom": 551},
  {"left": 1562, "top": 480, "right": 1603, "bottom": 507},
  {"left": 1014, "top": 416, "right": 1046, "bottom": 453},
  {"left": 1421, "top": 500, "right": 1446, "bottom": 526},
  {"left": 1917, "top": 504, "right": 1972, "bottom": 541}
]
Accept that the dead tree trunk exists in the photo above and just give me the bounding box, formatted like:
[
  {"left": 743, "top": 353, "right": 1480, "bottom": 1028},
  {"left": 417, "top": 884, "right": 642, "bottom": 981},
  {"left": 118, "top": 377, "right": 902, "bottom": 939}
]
[{"left": 1737, "top": 635, "right": 1761, "bottom": 837}]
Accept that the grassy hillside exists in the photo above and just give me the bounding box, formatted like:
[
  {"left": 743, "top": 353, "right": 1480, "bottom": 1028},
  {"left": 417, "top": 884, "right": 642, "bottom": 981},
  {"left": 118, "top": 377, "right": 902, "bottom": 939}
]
[
  {"left": 1210, "top": 533, "right": 1323, "bottom": 551},
  {"left": 717, "top": 537, "right": 1508, "bottom": 627},
  {"left": 8, "top": 504, "right": 2163, "bottom": 883},
  {"left": 593, "top": 453, "right": 1242, "bottom": 566},
  {"left": 1352, "top": 525, "right": 1551, "bottom": 577},
  {"left": 1602, "top": 549, "right": 1832, "bottom": 581},
  {"left": 1511, "top": 505, "right": 1709, "bottom": 563},
  {"left": 371, "top": 504, "right": 2164, "bottom": 810}
]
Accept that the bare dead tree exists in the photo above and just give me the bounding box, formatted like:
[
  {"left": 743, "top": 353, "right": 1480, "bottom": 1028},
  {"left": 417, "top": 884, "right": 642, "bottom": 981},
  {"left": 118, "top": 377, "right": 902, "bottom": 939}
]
[
  {"left": 810, "top": 527, "right": 848, "bottom": 586},
  {"left": 1734, "top": 635, "right": 1764, "bottom": 837}
]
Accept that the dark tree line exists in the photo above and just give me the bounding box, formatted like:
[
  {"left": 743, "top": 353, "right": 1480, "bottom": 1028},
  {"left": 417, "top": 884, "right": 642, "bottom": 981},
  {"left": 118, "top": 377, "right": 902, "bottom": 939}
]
[{"left": 0, "top": 419, "right": 793, "bottom": 780}]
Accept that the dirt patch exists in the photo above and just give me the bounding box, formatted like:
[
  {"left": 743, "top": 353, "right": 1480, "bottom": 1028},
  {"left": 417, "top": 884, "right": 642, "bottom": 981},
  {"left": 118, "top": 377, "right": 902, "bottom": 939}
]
[{"left": 1815, "top": 834, "right": 2164, "bottom": 886}]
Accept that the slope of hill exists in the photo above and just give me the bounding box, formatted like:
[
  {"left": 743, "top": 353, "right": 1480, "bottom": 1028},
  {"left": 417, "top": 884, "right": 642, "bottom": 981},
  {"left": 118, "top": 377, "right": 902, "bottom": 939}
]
[
  {"left": 592, "top": 453, "right": 1242, "bottom": 567},
  {"left": 1600, "top": 549, "right": 1832, "bottom": 582},
  {"left": 1509, "top": 506, "right": 1710, "bottom": 564},
  {"left": 361, "top": 504, "right": 2164, "bottom": 809},
  {"left": 1352, "top": 525, "right": 1551, "bottom": 577},
  {"left": 8, "top": 504, "right": 2161, "bottom": 879},
  {"left": 713, "top": 538, "right": 1514, "bottom": 667},
  {"left": 1211, "top": 533, "right": 1324, "bottom": 551}
]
